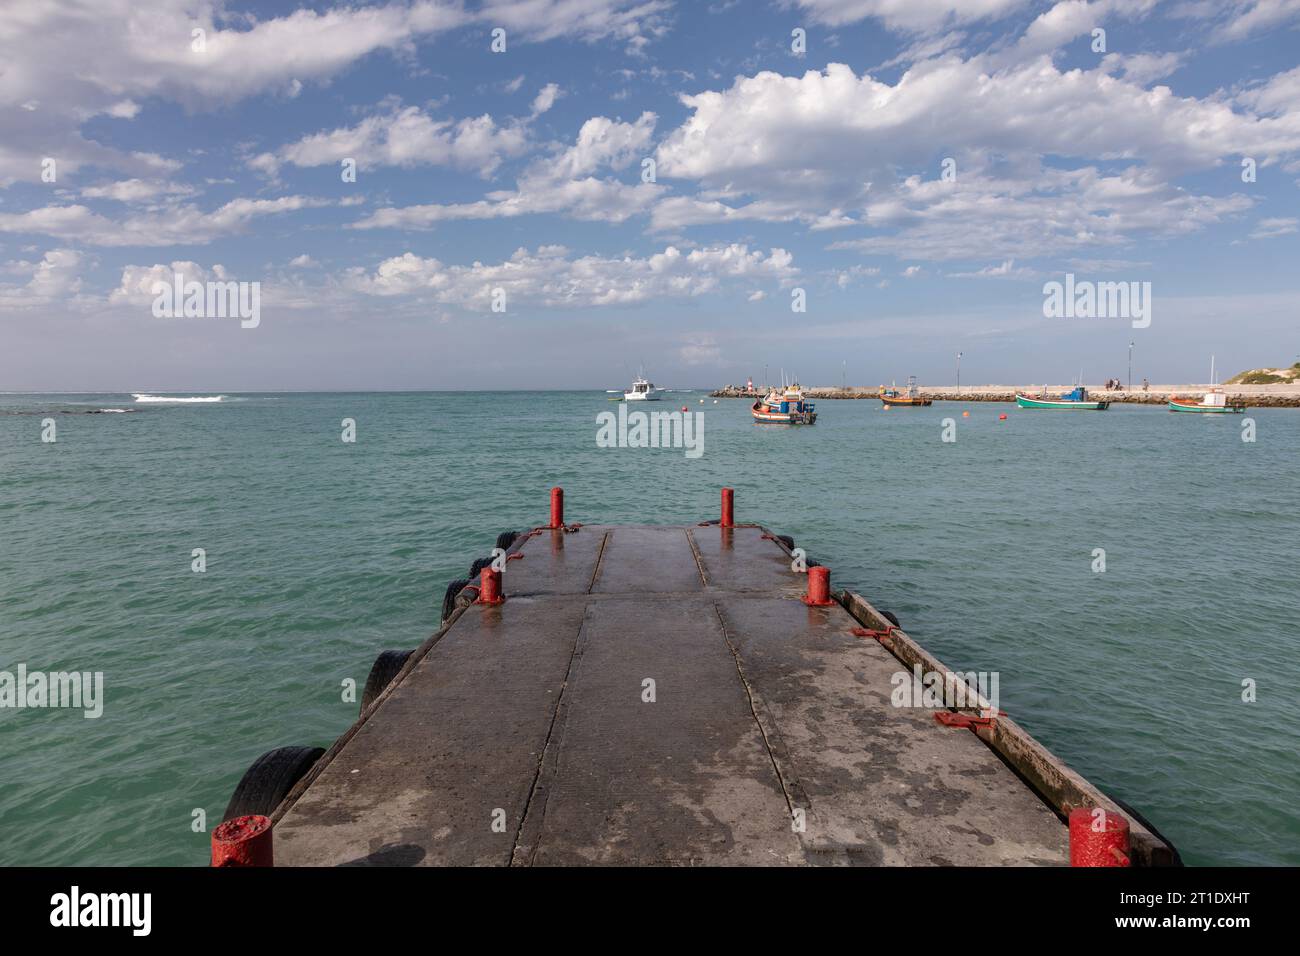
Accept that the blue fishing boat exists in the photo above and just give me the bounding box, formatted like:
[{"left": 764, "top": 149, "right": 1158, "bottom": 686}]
[{"left": 1015, "top": 386, "right": 1109, "bottom": 410}]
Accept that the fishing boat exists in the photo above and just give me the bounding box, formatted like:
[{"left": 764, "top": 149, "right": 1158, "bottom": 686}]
[
  {"left": 1169, "top": 391, "right": 1245, "bottom": 414},
  {"left": 1169, "top": 357, "right": 1246, "bottom": 413},
  {"left": 752, "top": 382, "right": 817, "bottom": 424},
  {"left": 624, "top": 375, "right": 661, "bottom": 402},
  {"left": 879, "top": 377, "right": 932, "bottom": 407},
  {"left": 1015, "top": 386, "right": 1109, "bottom": 410}
]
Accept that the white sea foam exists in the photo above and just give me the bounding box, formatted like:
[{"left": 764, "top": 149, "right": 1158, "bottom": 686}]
[{"left": 132, "top": 394, "right": 224, "bottom": 403}]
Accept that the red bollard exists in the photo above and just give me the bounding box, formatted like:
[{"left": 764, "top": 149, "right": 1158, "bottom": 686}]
[
  {"left": 477, "top": 566, "right": 504, "bottom": 605},
  {"left": 1068, "top": 807, "right": 1131, "bottom": 866},
  {"left": 550, "top": 487, "right": 564, "bottom": 529},
  {"left": 721, "top": 487, "right": 734, "bottom": 528},
  {"left": 211, "top": 814, "right": 273, "bottom": 867},
  {"left": 802, "top": 566, "right": 836, "bottom": 606}
]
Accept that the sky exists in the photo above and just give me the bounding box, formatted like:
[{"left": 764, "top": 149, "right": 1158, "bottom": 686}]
[{"left": 1, "top": 0, "right": 1299, "bottom": 391}]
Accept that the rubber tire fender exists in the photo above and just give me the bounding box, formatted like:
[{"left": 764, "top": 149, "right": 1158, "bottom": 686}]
[
  {"left": 361, "top": 649, "right": 414, "bottom": 712},
  {"left": 1112, "top": 796, "right": 1183, "bottom": 866},
  {"left": 441, "top": 577, "right": 470, "bottom": 623},
  {"left": 223, "top": 745, "right": 325, "bottom": 822}
]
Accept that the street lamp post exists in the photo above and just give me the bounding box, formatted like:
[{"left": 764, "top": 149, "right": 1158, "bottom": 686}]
[
  {"left": 1128, "top": 341, "right": 1134, "bottom": 391},
  {"left": 956, "top": 352, "right": 963, "bottom": 391}
]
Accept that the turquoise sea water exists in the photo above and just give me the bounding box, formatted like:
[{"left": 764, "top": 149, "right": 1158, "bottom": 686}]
[{"left": 1, "top": 391, "right": 1297, "bottom": 866}]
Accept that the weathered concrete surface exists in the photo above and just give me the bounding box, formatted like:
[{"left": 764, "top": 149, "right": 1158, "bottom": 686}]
[
  {"left": 717, "top": 597, "right": 1066, "bottom": 865},
  {"left": 274, "top": 596, "right": 588, "bottom": 866},
  {"left": 275, "top": 522, "right": 1073, "bottom": 866},
  {"left": 501, "top": 526, "right": 606, "bottom": 596},
  {"left": 590, "top": 526, "right": 703, "bottom": 594},
  {"left": 690, "top": 525, "right": 805, "bottom": 597},
  {"left": 515, "top": 595, "right": 802, "bottom": 866}
]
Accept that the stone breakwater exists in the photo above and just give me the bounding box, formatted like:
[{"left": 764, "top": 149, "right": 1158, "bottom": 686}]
[{"left": 709, "top": 384, "right": 1300, "bottom": 407}]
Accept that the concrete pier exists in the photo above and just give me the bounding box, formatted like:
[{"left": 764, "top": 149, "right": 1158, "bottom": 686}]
[{"left": 255, "top": 500, "right": 1176, "bottom": 867}]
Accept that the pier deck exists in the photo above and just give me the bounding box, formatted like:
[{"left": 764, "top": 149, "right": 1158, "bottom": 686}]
[{"left": 267, "top": 519, "right": 1168, "bottom": 867}]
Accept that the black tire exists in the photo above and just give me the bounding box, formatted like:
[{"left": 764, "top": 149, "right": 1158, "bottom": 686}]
[
  {"left": 361, "top": 649, "right": 414, "bottom": 712},
  {"left": 467, "top": 556, "right": 494, "bottom": 580},
  {"left": 441, "top": 577, "right": 470, "bottom": 623},
  {"left": 1111, "top": 796, "right": 1183, "bottom": 866},
  {"left": 881, "top": 610, "right": 901, "bottom": 628},
  {"left": 775, "top": 535, "right": 795, "bottom": 551},
  {"left": 495, "top": 530, "right": 519, "bottom": 552},
  {"left": 223, "top": 745, "right": 324, "bottom": 822}
]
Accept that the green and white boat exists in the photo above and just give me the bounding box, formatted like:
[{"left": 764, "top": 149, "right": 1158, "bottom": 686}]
[
  {"left": 1169, "top": 357, "right": 1246, "bottom": 413},
  {"left": 1015, "top": 386, "right": 1109, "bottom": 410},
  {"left": 1168, "top": 391, "right": 1245, "bottom": 413}
]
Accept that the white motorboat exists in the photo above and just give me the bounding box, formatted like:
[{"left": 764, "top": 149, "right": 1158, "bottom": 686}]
[{"left": 624, "top": 376, "right": 661, "bottom": 401}]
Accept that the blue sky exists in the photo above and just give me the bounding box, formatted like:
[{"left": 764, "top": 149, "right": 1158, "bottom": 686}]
[{"left": 2, "top": 0, "right": 1298, "bottom": 390}]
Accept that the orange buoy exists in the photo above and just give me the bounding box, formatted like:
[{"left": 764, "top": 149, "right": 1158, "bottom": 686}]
[
  {"left": 962, "top": 411, "right": 970, "bottom": 417},
  {"left": 999, "top": 413, "right": 1008, "bottom": 420}
]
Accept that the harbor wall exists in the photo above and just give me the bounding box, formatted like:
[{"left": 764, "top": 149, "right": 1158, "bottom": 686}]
[{"left": 709, "top": 384, "right": 1300, "bottom": 407}]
